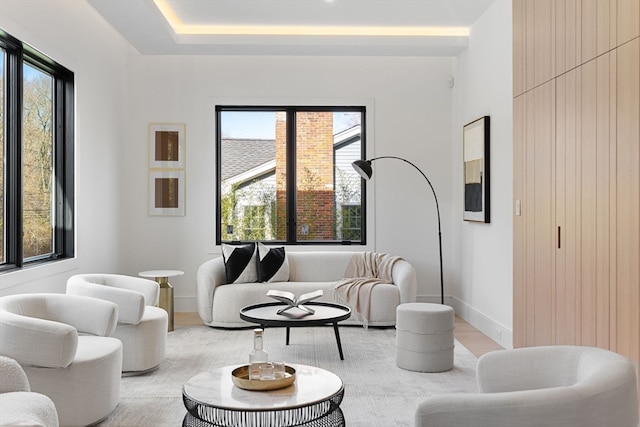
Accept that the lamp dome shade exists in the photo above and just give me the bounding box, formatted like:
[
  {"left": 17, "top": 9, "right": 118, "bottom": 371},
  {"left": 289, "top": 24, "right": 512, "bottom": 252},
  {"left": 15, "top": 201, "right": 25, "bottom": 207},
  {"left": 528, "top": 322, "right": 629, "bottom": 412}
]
[{"left": 352, "top": 160, "right": 373, "bottom": 180}]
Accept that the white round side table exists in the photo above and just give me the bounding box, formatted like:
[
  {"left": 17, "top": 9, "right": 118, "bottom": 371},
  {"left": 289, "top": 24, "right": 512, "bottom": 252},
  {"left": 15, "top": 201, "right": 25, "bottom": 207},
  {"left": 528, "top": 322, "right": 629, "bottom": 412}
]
[
  {"left": 139, "top": 269, "right": 183, "bottom": 332},
  {"left": 182, "top": 363, "right": 345, "bottom": 426}
]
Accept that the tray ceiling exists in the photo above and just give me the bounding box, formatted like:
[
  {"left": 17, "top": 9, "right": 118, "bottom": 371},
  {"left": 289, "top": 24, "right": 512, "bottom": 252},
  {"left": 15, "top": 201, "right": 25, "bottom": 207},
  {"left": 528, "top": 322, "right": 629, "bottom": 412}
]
[{"left": 87, "top": 0, "right": 497, "bottom": 56}]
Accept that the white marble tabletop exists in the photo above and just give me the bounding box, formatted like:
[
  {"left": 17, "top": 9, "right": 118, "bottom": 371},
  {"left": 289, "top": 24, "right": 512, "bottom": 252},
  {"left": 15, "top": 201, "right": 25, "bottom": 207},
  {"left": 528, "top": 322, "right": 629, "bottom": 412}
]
[
  {"left": 139, "top": 270, "right": 184, "bottom": 279},
  {"left": 183, "top": 363, "right": 343, "bottom": 411}
]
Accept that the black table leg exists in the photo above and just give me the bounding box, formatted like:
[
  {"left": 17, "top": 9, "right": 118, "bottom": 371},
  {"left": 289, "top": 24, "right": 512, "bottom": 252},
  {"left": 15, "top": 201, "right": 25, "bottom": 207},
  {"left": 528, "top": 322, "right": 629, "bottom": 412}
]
[
  {"left": 332, "top": 323, "right": 344, "bottom": 360},
  {"left": 286, "top": 327, "right": 290, "bottom": 345}
]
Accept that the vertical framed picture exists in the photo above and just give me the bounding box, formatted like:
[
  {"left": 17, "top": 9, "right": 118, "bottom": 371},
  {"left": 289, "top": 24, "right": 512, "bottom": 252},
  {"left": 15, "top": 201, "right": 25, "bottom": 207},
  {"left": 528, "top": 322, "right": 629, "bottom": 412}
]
[
  {"left": 463, "top": 116, "right": 490, "bottom": 223},
  {"left": 149, "top": 123, "right": 185, "bottom": 169},
  {"left": 149, "top": 170, "right": 185, "bottom": 216}
]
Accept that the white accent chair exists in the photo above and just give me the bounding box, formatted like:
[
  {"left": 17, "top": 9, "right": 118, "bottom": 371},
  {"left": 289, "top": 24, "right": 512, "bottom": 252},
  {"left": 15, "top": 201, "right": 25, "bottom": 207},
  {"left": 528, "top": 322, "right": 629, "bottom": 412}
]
[
  {"left": 0, "top": 293, "right": 122, "bottom": 427},
  {"left": 0, "top": 355, "right": 59, "bottom": 427},
  {"left": 415, "top": 345, "right": 639, "bottom": 427},
  {"left": 66, "top": 273, "right": 168, "bottom": 375}
]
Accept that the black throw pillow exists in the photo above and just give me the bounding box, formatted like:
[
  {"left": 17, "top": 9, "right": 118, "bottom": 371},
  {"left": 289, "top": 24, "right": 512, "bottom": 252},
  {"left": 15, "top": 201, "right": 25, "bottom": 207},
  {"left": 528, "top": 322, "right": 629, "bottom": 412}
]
[
  {"left": 257, "top": 242, "right": 290, "bottom": 283},
  {"left": 221, "top": 243, "right": 258, "bottom": 284}
]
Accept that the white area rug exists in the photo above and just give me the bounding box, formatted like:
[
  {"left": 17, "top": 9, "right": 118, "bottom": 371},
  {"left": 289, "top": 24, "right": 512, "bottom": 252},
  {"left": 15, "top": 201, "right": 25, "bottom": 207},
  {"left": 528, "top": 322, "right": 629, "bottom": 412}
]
[{"left": 98, "top": 324, "right": 478, "bottom": 426}]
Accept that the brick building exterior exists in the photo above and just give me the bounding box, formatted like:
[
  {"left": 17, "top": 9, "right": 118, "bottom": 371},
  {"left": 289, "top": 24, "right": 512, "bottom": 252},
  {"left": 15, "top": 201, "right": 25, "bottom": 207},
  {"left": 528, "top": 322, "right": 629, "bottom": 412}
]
[{"left": 274, "top": 112, "right": 335, "bottom": 240}]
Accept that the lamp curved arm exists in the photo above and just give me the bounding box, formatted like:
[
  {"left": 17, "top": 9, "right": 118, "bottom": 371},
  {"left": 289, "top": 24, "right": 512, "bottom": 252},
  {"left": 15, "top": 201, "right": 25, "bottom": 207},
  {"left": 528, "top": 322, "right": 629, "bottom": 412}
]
[
  {"left": 353, "top": 155, "right": 445, "bottom": 304},
  {"left": 355, "top": 156, "right": 441, "bottom": 233}
]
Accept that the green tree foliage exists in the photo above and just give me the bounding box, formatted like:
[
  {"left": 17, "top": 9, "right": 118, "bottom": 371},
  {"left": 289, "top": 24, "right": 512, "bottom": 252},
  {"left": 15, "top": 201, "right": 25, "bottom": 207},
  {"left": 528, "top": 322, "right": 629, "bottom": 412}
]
[{"left": 21, "top": 72, "right": 54, "bottom": 258}]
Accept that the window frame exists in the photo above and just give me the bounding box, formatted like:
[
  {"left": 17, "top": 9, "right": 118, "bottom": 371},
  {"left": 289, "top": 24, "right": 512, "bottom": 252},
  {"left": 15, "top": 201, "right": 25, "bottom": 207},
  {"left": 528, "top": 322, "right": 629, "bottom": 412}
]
[
  {"left": 1, "top": 28, "right": 74, "bottom": 272},
  {"left": 215, "top": 105, "right": 367, "bottom": 246}
]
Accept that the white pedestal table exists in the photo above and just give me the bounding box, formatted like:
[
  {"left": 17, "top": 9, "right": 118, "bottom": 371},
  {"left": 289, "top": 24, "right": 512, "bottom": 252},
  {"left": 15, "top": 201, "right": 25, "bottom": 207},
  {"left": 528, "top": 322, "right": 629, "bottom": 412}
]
[
  {"left": 182, "top": 363, "right": 345, "bottom": 427},
  {"left": 139, "top": 269, "right": 183, "bottom": 332}
]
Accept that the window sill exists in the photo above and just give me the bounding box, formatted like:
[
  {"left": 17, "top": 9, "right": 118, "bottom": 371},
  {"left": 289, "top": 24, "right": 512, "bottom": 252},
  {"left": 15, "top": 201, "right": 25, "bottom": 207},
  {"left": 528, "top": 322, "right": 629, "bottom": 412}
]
[{"left": 0, "top": 258, "right": 79, "bottom": 291}]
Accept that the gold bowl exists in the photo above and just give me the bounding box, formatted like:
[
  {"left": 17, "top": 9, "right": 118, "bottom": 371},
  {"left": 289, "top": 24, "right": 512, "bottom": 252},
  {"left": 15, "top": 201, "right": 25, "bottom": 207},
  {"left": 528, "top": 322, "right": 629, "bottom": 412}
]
[{"left": 231, "top": 365, "right": 296, "bottom": 391}]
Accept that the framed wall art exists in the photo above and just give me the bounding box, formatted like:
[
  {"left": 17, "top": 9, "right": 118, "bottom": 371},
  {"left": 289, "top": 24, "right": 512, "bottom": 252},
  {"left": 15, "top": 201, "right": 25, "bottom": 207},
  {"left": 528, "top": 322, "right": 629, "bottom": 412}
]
[
  {"left": 149, "top": 123, "right": 185, "bottom": 169},
  {"left": 463, "top": 116, "right": 490, "bottom": 223},
  {"left": 149, "top": 170, "right": 185, "bottom": 216}
]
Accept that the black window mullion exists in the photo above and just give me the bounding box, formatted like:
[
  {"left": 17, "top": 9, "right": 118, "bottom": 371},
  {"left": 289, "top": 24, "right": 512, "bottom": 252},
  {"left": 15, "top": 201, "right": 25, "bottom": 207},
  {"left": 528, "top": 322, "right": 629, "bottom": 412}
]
[
  {"left": 285, "top": 109, "right": 296, "bottom": 244},
  {"left": 4, "top": 42, "right": 23, "bottom": 267},
  {"left": 359, "top": 111, "right": 367, "bottom": 245},
  {"left": 55, "top": 75, "right": 74, "bottom": 258},
  {"left": 215, "top": 108, "right": 223, "bottom": 242}
]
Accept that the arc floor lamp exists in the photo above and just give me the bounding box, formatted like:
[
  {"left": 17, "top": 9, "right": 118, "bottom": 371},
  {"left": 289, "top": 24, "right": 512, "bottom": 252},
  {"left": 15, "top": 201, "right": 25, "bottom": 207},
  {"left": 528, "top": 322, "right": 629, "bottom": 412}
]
[{"left": 352, "top": 156, "right": 444, "bottom": 305}]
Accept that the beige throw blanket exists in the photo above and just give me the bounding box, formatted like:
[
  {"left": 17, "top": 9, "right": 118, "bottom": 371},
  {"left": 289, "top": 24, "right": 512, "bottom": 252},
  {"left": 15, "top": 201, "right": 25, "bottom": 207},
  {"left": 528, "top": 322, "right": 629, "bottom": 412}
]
[{"left": 333, "top": 252, "right": 403, "bottom": 328}]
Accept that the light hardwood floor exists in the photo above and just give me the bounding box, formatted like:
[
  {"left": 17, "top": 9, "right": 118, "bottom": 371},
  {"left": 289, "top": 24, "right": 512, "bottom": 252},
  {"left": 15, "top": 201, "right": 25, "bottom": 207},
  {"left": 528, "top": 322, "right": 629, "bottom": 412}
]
[{"left": 175, "top": 312, "right": 504, "bottom": 358}]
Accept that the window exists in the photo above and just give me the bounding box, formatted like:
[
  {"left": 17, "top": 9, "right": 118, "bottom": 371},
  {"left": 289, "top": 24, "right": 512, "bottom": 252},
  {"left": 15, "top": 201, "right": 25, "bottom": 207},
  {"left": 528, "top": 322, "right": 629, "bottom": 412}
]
[
  {"left": 1, "top": 29, "right": 74, "bottom": 272},
  {"left": 216, "top": 106, "right": 365, "bottom": 245},
  {"left": 339, "top": 204, "right": 361, "bottom": 241}
]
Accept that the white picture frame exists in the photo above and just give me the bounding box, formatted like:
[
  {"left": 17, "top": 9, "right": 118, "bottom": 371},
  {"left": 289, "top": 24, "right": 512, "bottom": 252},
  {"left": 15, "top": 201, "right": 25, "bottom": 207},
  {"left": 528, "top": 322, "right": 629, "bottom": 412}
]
[
  {"left": 149, "top": 123, "right": 185, "bottom": 169},
  {"left": 149, "top": 170, "right": 185, "bottom": 216}
]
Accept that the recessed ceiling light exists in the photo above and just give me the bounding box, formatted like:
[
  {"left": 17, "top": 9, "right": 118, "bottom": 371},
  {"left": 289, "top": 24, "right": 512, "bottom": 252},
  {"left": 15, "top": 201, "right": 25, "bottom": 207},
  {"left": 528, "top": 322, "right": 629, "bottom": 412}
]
[{"left": 153, "top": 0, "right": 470, "bottom": 38}]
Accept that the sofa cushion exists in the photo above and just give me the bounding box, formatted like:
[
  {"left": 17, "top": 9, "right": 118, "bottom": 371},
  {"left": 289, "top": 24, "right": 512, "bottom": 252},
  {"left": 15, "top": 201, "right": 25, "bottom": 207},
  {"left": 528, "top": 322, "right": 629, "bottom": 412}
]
[
  {"left": 257, "top": 243, "right": 290, "bottom": 283},
  {"left": 210, "top": 280, "right": 400, "bottom": 328},
  {"left": 222, "top": 243, "right": 258, "bottom": 284}
]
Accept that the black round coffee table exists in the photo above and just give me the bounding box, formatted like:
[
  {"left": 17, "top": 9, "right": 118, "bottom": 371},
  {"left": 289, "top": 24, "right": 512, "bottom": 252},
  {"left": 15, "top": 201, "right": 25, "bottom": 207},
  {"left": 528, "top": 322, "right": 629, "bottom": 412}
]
[{"left": 240, "top": 302, "right": 351, "bottom": 360}]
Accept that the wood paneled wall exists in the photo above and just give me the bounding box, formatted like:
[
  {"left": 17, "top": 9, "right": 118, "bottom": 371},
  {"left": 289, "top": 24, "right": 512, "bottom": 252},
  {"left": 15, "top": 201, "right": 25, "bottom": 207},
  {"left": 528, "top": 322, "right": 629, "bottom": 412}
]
[{"left": 513, "top": 0, "right": 640, "bottom": 366}]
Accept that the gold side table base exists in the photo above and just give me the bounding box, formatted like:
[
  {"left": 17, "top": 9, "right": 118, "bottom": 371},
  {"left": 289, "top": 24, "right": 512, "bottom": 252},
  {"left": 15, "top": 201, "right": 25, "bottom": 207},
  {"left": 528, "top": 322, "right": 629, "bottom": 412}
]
[
  {"left": 139, "top": 270, "right": 183, "bottom": 333},
  {"left": 158, "top": 279, "right": 175, "bottom": 332}
]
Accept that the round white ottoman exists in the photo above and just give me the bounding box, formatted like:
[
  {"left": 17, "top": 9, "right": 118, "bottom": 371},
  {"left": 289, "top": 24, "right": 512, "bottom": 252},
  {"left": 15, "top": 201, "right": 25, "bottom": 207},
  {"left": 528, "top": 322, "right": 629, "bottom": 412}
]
[{"left": 396, "top": 302, "right": 454, "bottom": 372}]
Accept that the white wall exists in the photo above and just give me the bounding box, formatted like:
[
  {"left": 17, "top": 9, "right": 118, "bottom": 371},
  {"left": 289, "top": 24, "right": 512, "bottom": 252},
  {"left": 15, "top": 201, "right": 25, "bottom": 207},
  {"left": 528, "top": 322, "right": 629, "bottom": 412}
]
[
  {"left": 0, "top": 0, "right": 130, "bottom": 294},
  {"left": 121, "top": 54, "right": 455, "bottom": 311},
  {"left": 451, "top": 0, "right": 514, "bottom": 348},
  {"left": 0, "top": 1, "right": 514, "bottom": 349}
]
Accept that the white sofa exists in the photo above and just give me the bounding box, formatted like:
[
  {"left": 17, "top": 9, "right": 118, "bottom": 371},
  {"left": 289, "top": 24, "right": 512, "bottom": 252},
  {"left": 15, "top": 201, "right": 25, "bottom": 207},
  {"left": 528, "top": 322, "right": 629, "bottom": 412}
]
[
  {"left": 197, "top": 251, "right": 417, "bottom": 328},
  {"left": 415, "top": 345, "right": 639, "bottom": 427}
]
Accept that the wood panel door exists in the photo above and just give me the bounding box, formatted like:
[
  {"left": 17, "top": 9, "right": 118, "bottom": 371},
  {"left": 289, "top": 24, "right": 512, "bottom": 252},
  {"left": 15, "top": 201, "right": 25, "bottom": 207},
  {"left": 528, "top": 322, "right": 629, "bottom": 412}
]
[
  {"left": 555, "top": 68, "right": 580, "bottom": 346},
  {"left": 513, "top": 80, "right": 556, "bottom": 347},
  {"left": 615, "top": 38, "right": 640, "bottom": 362},
  {"left": 513, "top": 94, "right": 526, "bottom": 347}
]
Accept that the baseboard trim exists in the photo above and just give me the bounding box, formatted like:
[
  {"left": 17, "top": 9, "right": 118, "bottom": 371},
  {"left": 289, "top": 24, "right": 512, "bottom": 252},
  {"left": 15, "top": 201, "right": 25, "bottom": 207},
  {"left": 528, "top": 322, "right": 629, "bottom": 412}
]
[{"left": 416, "top": 295, "right": 513, "bottom": 349}]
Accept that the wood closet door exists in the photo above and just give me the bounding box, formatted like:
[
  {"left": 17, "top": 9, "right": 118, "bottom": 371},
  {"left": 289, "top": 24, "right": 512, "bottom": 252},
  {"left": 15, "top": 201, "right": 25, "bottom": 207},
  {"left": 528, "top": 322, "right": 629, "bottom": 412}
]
[
  {"left": 513, "top": 80, "right": 556, "bottom": 347},
  {"left": 615, "top": 38, "right": 640, "bottom": 362},
  {"left": 555, "top": 52, "right": 615, "bottom": 349}
]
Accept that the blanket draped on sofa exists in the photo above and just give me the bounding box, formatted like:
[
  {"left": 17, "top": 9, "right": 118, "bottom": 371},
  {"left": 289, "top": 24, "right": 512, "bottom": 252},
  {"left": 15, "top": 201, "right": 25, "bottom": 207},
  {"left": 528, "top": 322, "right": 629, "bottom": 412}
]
[{"left": 333, "top": 252, "right": 403, "bottom": 328}]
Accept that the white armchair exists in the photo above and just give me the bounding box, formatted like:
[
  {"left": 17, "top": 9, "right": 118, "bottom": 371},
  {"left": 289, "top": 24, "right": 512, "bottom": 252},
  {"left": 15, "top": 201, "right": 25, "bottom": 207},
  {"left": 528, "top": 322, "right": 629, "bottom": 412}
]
[
  {"left": 0, "top": 293, "right": 122, "bottom": 427},
  {"left": 415, "top": 345, "right": 639, "bottom": 427},
  {"left": 66, "top": 273, "right": 168, "bottom": 375},
  {"left": 0, "top": 355, "right": 59, "bottom": 427}
]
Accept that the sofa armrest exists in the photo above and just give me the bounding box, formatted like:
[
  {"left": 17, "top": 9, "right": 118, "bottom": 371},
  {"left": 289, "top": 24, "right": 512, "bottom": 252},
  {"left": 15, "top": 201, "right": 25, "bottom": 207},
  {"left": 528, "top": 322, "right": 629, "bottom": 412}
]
[
  {"left": 477, "top": 346, "right": 584, "bottom": 393},
  {"left": 391, "top": 259, "right": 417, "bottom": 303},
  {"left": 418, "top": 374, "right": 639, "bottom": 427},
  {"left": 196, "top": 257, "right": 227, "bottom": 324},
  {"left": 416, "top": 386, "right": 629, "bottom": 427},
  {"left": 45, "top": 294, "right": 119, "bottom": 337},
  {"left": 0, "top": 294, "right": 118, "bottom": 368},
  {"left": 102, "top": 274, "right": 160, "bottom": 306},
  {"left": 67, "top": 279, "right": 145, "bottom": 325},
  {"left": 0, "top": 310, "right": 78, "bottom": 368}
]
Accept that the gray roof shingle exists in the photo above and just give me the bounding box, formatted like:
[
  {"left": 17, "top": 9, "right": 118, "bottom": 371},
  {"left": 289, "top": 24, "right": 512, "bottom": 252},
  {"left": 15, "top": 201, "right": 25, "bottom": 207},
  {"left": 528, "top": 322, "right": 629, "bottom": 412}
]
[{"left": 221, "top": 138, "right": 275, "bottom": 180}]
